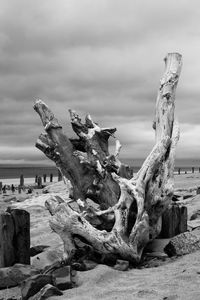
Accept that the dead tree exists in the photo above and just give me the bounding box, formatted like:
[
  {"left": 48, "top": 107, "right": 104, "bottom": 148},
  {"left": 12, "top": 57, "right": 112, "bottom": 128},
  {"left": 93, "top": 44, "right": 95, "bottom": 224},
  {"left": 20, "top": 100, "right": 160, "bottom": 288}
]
[{"left": 34, "top": 53, "right": 182, "bottom": 263}]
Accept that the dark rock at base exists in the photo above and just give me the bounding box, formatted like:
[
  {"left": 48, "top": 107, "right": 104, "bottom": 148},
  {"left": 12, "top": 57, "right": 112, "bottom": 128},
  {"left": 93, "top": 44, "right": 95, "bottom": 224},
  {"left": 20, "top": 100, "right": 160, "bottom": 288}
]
[
  {"left": 164, "top": 229, "right": 200, "bottom": 257},
  {"left": 52, "top": 266, "right": 71, "bottom": 290},
  {"left": 28, "top": 284, "right": 63, "bottom": 300},
  {"left": 21, "top": 274, "right": 53, "bottom": 300},
  {"left": 114, "top": 259, "right": 129, "bottom": 271},
  {"left": 190, "top": 209, "right": 200, "bottom": 220},
  {"left": 0, "top": 264, "right": 39, "bottom": 289},
  {"left": 82, "top": 259, "right": 97, "bottom": 271},
  {"left": 30, "top": 245, "right": 50, "bottom": 257}
]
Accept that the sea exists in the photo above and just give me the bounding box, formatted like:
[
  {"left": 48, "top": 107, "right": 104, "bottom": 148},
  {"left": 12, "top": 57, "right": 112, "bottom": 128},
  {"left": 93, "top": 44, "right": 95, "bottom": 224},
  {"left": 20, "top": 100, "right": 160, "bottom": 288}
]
[{"left": 0, "top": 158, "right": 200, "bottom": 185}]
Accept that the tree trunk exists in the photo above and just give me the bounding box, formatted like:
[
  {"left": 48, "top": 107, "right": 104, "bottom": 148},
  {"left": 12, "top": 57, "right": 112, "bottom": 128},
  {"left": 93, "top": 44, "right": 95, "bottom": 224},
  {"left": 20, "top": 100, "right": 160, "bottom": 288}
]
[{"left": 34, "top": 53, "right": 182, "bottom": 263}]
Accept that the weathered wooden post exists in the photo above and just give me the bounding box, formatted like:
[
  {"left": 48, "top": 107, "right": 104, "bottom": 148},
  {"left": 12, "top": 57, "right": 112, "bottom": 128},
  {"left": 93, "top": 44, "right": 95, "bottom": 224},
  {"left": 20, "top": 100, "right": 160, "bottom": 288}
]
[
  {"left": 160, "top": 204, "right": 187, "bottom": 238},
  {"left": 35, "top": 175, "right": 38, "bottom": 184},
  {"left": 20, "top": 174, "right": 24, "bottom": 187},
  {"left": 50, "top": 173, "right": 53, "bottom": 182},
  {"left": 0, "top": 182, "right": 2, "bottom": 194},
  {"left": 178, "top": 168, "right": 181, "bottom": 175},
  {"left": 18, "top": 185, "right": 22, "bottom": 194},
  {"left": 192, "top": 167, "right": 194, "bottom": 173},
  {"left": 10, "top": 209, "right": 30, "bottom": 265},
  {"left": 37, "top": 176, "right": 42, "bottom": 188},
  {"left": 0, "top": 211, "right": 15, "bottom": 267},
  {"left": 0, "top": 209, "right": 30, "bottom": 267},
  {"left": 43, "top": 174, "right": 47, "bottom": 183},
  {"left": 58, "top": 169, "right": 62, "bottom": 181}
]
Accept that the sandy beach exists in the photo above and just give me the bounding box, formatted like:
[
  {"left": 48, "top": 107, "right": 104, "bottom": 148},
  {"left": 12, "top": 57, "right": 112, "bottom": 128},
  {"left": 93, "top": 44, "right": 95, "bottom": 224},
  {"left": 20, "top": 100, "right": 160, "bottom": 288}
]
[{"left": 0, "top": 173, "right": 200, "bottom": 299}]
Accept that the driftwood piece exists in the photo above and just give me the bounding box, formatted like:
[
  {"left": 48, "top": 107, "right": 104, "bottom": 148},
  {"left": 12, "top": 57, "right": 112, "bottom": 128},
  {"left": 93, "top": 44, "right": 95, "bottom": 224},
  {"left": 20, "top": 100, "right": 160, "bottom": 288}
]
[{"left": 34, "top": 53, "right": 182, "bottom": 263}]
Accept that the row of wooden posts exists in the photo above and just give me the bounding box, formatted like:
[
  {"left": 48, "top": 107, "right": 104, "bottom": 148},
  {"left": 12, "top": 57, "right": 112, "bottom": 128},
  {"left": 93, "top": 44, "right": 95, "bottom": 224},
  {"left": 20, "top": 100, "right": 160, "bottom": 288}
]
[
  {"left": 0, "top": 170, "right": 63, "bottom": 193},
  {"left": 177, "top": 167, "right": 200, "bottom": 174}
]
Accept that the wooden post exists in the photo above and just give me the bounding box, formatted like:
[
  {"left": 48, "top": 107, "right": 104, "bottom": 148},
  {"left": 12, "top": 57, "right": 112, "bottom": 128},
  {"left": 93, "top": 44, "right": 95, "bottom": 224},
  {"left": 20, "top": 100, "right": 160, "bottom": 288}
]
[
  {"left": 178, "top": 168, "right": 181, "bottom": 175},
  {"left": 35, "top": 175, "right": 38, "bottom": 184},
  {"left": 0, "top": 182, "right": 2, "bottom": 193},
  {"left": 192, "top": 167, "right": 194, "bottom": 173},
  {"left": 37, "top": 176, "right": 42, "bottom": 188},
  {"left": 10, "top": 209, "right": 30, "bottom": 265},
  {"left": 0, "top": 212, "right": 15, "bottom": 267},
  {"left": 58, "top": 170, "right": 62, "bottom": 182},
  {"left": 43, "top": 174, "right": 46, "bottom": 183},
  {"left": 160, "top": 204, "right": 187, "bottom": 238},
  {"left": 18, "top": 185, "right": 22, "bottom": 194},
  {"left": 20, "top": 174, "right": 24, "bottom": 187},
  {"left": 50, "top": 173, "right": 53, "bottom": 182}
]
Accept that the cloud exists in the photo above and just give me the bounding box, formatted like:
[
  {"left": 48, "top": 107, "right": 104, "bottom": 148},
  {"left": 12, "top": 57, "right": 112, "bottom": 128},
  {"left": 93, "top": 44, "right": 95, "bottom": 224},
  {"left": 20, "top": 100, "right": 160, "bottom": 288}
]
[{"left": 0, "top": 0, "right": 200, "bottom": 165}]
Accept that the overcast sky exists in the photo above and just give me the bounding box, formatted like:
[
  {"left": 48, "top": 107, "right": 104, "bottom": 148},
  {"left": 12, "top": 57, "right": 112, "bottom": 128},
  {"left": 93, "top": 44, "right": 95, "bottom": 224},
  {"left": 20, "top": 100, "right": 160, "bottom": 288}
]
[{"left": 1, "top": 0, "right": 200, "bottom": 166}]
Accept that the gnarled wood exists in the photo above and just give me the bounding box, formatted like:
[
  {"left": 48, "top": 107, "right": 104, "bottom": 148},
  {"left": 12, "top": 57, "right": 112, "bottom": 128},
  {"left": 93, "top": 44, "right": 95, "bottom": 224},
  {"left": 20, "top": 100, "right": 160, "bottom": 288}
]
[{"left": 34, "top": 53, "right": 182, "bottom": 263}]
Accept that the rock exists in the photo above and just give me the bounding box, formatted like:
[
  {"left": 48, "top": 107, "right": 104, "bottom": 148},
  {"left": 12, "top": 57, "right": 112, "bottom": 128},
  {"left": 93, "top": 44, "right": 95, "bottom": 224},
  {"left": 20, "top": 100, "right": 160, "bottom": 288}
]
[
  {"left": 31, "top": 247, "right": 63, "bottom": 271},
  {"left": 190, "top": 209, "right": 200, "bottom": 220},
  {"left": 52, "top": 266, "right": 73, "bottom": 290},
  {"left": 82, "top": 259, "right": 97, "bottom": 271},
  {"left": 164, "top": 229, "right": 200, "bottom": 257},
  {"left": 114, "top": 259, "right": 129, "bottom": 271},
  {"left": 21, "top": 274, "right": 53, "bottom": 300},
  {"left": 0, "top": 264, "right": 39, "bottom": 289},
  {"left": 28, "top": 284, "right": 63, "bottom": 300},
  {"left": 30, "top": 245, "right": 49, "bottom": 257}
]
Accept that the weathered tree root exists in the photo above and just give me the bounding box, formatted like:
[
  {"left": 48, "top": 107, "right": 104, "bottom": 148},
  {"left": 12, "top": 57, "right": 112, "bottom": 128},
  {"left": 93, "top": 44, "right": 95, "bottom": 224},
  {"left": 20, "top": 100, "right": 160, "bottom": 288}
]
[{"left": 34, "top": 53, "right": 182, "bottom": 263}]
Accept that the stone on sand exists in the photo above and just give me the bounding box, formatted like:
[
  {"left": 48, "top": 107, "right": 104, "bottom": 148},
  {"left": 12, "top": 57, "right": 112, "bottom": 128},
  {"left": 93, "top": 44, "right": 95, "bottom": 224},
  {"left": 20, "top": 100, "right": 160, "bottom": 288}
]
[
  {"left": 21, "top": 274, "right": 53, "bottom": 300},
  {"left": 164, "top": 228, "right": 200, "bottom": 257},
  {"left": 0, "top": 264, "right": 39, "bottom": 289},
  {"left": 114, "top": 259, "right": 129, "bottom": 271},
  {"left": 28, "top": 284, "right": 63, "bottom": 300}
]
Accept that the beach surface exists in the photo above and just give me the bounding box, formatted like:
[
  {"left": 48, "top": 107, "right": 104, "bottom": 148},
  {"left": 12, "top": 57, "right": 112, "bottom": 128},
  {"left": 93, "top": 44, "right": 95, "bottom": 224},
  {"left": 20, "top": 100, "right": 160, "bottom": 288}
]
[{"left": 1, "top": 173, "right": 200, "bottom": 299}]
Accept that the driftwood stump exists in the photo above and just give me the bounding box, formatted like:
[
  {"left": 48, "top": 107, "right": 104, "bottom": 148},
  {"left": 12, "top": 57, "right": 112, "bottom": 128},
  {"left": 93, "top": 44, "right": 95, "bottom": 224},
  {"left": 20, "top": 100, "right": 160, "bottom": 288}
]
[
  {"left": 34, "top": 53, "right": 182, "bottom": 263},
  {"left": 0, "top": 209, "right": 30, "bottom": 267}
]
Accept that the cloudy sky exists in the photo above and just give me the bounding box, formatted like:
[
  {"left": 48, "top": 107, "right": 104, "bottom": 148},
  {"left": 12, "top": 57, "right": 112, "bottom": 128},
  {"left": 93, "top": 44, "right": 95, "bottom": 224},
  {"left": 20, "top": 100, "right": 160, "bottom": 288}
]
[{"left": 0, "top": 0, "right": 200, "bottom": 166}]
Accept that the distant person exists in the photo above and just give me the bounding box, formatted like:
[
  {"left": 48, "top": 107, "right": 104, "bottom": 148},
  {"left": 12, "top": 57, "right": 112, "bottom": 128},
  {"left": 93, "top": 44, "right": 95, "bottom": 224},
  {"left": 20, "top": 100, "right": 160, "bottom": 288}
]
[{"left": 11, "top": 184, "right": 15, "bottom": 193}]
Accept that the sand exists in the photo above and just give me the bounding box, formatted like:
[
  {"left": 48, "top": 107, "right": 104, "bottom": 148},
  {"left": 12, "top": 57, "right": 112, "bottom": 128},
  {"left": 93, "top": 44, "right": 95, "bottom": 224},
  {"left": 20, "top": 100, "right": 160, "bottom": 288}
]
[{"left": 1, "top": 173, "right": 200, "bottom": 299}]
